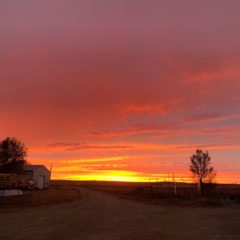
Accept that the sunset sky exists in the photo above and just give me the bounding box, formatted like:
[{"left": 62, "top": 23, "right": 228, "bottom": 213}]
[{"left": 1, "top": 1, "right": 240, "bottom": 183}]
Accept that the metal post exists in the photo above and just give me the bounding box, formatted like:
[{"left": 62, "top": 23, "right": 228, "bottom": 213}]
[
  {"left": 174, "top": 182, "right": 177, "bottom": 196},
  {"left": 198, "top": 180, "right": 202, "bottom": 196}
]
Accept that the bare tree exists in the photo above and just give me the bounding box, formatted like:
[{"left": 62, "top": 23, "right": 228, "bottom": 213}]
[
  {"left": 190, "top": 149, "right": 216, "bottom": 189},
  {"left": 0, "top": 137, "right": 27, "bottom": 173}
]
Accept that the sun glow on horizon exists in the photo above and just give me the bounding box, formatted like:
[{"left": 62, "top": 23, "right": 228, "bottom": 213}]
[
  {"left": 52, "top": 170, "right": 144, "bottom": 182},
  {"left": 32, "top": 152, "right": 240, "bottom": 184},
  {"left": 51, "top": 168, "right": 193, "bottom": 183},
  {"left": 51, "top": 173, "right": 238, "bottom": 184}
]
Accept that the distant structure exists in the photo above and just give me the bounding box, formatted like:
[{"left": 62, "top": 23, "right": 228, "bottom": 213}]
[{"left": 22, "top": 165, "right": 51, "bottom": 189}]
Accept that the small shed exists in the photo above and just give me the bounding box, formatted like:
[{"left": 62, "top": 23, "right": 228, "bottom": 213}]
[{"left": 22, "top": 165, "right": 51, "bottom": 189}]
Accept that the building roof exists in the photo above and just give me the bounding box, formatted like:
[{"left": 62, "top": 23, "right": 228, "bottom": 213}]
[{"left": 23, "top": 165, "right": 50, "bottom": 172}]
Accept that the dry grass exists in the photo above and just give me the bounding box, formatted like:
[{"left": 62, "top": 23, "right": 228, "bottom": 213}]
[{"left": 0, "top": 185, "right": 82, "bottom": 209}]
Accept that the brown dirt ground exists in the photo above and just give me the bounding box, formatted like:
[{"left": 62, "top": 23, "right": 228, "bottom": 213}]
[{"left": 0, "top": 187, "right": 240, "bottom": 240}]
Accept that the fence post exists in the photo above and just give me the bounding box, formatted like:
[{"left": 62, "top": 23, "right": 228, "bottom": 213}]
[
  {"left": 198, "top": 181, "right": 202, "bottom": 196},
  {"left": 174, "top": 182, "right": 177, "bottom": 196}
]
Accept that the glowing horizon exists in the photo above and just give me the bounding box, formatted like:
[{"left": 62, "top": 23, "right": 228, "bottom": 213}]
[{"left": 1, "top": 1, "right": 240, "bottom": 184}]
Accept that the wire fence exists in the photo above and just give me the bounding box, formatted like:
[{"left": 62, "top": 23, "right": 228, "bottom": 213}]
[
  {"left": 0, "top": 182, "right": 32, "bottom": 205},
  {"left": 78, "top": 180, "right": 240, "bottom": 200}
]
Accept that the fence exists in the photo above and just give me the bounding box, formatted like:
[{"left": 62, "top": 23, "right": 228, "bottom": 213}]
[
  {"left": 0, "top": 179, "right": 33, "bottom": 205},
  {"left": 78, "top": 180, "right": 240, "bottom": 200}
]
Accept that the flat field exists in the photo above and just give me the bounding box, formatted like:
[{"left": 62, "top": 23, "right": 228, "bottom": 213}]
[{"left": 0, "top": 181, "right": 240, "bottom": 240}]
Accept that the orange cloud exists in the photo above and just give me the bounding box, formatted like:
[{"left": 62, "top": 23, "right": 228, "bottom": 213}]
[{"left": 1, "top": 2, "right": 240, "bottom": 184}]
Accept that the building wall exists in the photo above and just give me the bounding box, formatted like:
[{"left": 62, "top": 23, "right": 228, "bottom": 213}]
[{"left": 33, "top": 168, "right": 51, "bottom": 189}]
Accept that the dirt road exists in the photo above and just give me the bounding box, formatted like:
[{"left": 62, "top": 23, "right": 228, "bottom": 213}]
[{"left": 0, "top": 188, "right": 240, "bottom": 240}]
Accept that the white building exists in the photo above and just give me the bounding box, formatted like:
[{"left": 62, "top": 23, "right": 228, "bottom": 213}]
[{"left": 22, "top": 165, "right": 51, "bottom": 189}]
